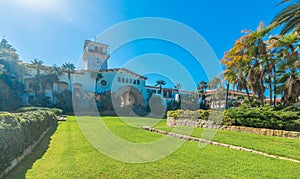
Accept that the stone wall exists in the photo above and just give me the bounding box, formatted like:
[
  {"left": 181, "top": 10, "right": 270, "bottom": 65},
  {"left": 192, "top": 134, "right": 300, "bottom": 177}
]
[
  {"left": 167, "top": 117, "right": 220, "bottom": 129},
  {"left": 167, "top": 117, "right": 300, "bottom": 139},
  {"left": 219, "top": 125, "right": 300, "bottom": 139}
]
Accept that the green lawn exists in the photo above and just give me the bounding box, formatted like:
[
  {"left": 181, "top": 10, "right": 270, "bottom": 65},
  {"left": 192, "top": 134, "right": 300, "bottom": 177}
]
[
  {"left": 155, "top": 120, "right": 300, "bottom": 160},
  {"left": 7, "top": 116, "right": 300, "bottom": 178}
]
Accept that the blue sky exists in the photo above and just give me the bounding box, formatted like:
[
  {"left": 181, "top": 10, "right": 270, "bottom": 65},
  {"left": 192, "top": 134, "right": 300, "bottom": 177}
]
[{"left": 0, "top": 0, "right": 284, "bottom": 89}]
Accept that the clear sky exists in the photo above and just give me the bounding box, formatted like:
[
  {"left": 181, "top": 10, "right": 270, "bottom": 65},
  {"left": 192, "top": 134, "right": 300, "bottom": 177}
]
[{"left": 0, "top": 0, "right": 284, "bottom": 89}]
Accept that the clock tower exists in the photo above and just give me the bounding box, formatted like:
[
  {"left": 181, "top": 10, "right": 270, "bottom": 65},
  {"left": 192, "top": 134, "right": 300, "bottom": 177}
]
[{"left": 82, "top": 40, "right": 110, "bottom": 70}]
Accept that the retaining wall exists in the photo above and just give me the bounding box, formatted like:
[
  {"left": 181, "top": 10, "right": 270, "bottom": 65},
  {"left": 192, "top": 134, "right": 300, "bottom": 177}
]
[{"left": 167, "top": 117, "right": 300, "bottom": 139}]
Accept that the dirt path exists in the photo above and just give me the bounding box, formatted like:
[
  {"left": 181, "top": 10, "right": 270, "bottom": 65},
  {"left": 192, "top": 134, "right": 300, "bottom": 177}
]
[{"left": 142, "top": 126, "right": 300, "bottom": 163}]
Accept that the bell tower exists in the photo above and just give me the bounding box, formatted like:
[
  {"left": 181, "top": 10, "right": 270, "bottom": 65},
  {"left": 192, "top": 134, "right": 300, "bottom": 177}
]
[{"left": 82, "top": 40, "right": 110, "bottom": 71}]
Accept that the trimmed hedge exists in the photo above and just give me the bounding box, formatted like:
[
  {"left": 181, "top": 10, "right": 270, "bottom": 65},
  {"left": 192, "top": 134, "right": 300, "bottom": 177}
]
[
  {"left": 16, "top": 107, "right": 63, "bottom": 117},
  {"left": 167, "top": 109, "right": 211, "bottom": 120},
  {"left": 225, "top": 106, "right": 300, "bottom": 131},
  {"left": 167, "top": 105, "right": 300, "bottom": 131},
  {"left": 167, "top": 109, "right": 229, "bottom": 125},
  {"left": 0, "top": 110, "right": 57, "bottom": 174}
]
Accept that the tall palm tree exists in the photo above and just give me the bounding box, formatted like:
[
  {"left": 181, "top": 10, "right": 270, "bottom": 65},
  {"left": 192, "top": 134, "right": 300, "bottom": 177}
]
[
  {"left": 30, "top": 58, "right": 44, "bottom": 97},
  {"left": 208, "top": 77, "right": 221, "bottom": 108},
  {"left": 155, "top": 80, "right": 166, "bottom": 95},
  {"left": 244, "top": 22, "right": 275, "bottom": 106},
  {"left": 49, "top": 64, "right": 62, "bottom": 105},
  {"left": 269, "top": 32, "right": 300, "bottom": 105},
  {"left": 197, "top": 80, "right": 208, "bottom": 104},
  {"left": 272, "top": 0, "right": 300, "bottom": 34},
  {"left": 221, "top": 35, "right": 253, "bottom": 107},
  {"left": 61, "top": 62, "right": 76, "bottom": 91},
  {"left": 50, "top": 64, "right": 63, "bottom": 77},
  {"left": 31, "top": 58, "right": 44, "bottom": 76}
]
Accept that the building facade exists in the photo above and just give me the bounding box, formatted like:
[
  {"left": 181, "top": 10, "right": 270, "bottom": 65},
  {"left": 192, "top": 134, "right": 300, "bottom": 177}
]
[{"left": 21, "top": 40, "right": 179, "bottom": 111}]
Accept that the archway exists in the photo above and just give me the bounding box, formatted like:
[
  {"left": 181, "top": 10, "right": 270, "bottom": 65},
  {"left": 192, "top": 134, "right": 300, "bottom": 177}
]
[{"left": 113, "top": 85, "right": 146, "bottom": 110}]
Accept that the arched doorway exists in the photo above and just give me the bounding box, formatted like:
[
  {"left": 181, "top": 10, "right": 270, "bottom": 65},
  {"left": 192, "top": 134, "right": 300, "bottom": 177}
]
[
  {"left": 113, "top": 85, "right": 145, "bottom": 109},
  {"left": 120, "top": 91, "right": 137, "bottom": 107}
]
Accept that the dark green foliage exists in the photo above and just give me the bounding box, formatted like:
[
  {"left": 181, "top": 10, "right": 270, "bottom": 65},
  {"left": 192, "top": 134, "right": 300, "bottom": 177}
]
[
  {"left": 55, "top": 90, "right": 73, "bottom": 114},
  {"left": 226, "top": 105, "right": 300, "bottom": 131},
  {"left": 168, "top": 105, "right": 300, "bottom": 130},
  {"left": 0, "top": 39, "right": 24, "bottom": 111},
  {"left": 16, "top": 107, "right": 62, "bottom": 116},
  {"left": 0, "top": 110, "right": 57, "bottom": 174}
]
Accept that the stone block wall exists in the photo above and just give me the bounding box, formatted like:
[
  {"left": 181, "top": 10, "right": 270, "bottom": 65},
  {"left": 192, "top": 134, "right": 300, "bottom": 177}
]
[{"left": 167, "top": 117, "right": 300, "bottom": 139}]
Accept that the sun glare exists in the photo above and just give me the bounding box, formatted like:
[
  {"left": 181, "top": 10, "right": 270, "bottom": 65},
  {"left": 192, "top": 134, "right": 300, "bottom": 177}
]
[{"left": 17, "top": 0, "right": 59, "bottom": 12}]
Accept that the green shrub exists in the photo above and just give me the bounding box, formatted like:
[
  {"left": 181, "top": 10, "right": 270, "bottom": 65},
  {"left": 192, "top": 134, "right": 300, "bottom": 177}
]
[
  {"left": 225, "top": 106, "right": 300, "bottom": 131},
  {"left": 168, "top": 109, "right": 209, "bottom": 119},
  {"left": 16, "top": 107, "right": 62, "bottom": 116},
  {"left": 0, "top": 110, "right": 57, "bottom": 174},
  {"left": 168, "top": 105, "right": 300, "bottom": 131}
]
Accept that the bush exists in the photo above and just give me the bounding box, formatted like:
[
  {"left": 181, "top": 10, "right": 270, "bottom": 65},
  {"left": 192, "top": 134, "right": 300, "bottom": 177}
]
[
  {"left": 167, "top": 105, "right": 300, "bottom": 130},
  {"left": 167, "top": 109, "right": 212, "bottom": 120},
  {"left": 225, "top": 105, "right": 300, "bottom": 131},
  {"left": 16, "top": 107, "right": 62, "bottom": 117},
  {"left": 0, "top": 110, "right": 57, "bottom": 174}
]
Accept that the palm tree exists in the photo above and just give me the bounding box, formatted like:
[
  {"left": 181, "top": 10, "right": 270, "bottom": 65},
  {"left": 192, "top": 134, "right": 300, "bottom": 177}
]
[
  {"left": 155, "top": 80, "right": 166, "bottom": 95},
  {"left": 31, "top": 58, "right": 44, "bottom": 76},
  {"left": 174, "top": 83, "right": 182, "bottom": 90},
  {"left": 50, "top": 64, "right": 63, "bottom": 77},
  {"left": 221, "top": 35, "right": 253, "bottom": 107},
  {"left": 30, "top": 58, "right": 44, "bottom": 98},
  {"left": 61, "top": 62, "right": 76, "bottom": 91},
  {"left": 208, "top": 77, "right": 221, "bottom": 108},
  {"left": 197, "top": 81, "right": 208, "bottom": 107},
  {"left": 49, "top": 64, "right": 62, "bottom": 105},
  {"left": 244, "top": 22, "right": 275, "bottom": 106},
  {"left": 269, "top": 32, "right": 300, "bottom": 105},
  {"left": 272, "top": 0, "right": 300, "bottom": 34}
]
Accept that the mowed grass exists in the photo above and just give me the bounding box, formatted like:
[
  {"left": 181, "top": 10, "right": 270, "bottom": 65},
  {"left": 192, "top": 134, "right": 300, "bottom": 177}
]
[
  {"left": 155, "top": 120, "right": 300, "bottom": 160},
  {"left": 8, "top": 116, "right": 300, "bottom": 178}
]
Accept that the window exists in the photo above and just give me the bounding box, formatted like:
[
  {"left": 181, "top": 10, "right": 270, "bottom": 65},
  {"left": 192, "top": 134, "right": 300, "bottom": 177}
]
[
  {"left": 101, "top": 80, "right": 107, "bottom": 86},
  {"left": 130, "top": 79, "right": 132, "bottom": 84},
  {"left": 95, "top": 46, "right": 99, "bottom": 52},
  {"left": 137, "top": 79, "right": 140, "bottom": 85},
  {"left": 133, "top": 80, "right": 136, "bottom": 84},
  {"left": 147, "top": 89, "right": 150, "bottom": 93},
  {"left": 122, "top": 78, "right": 125, "bottom": 83},
  {"left": 126, "top": 78, "right": 129, "bottom": 83},
  {"left": 118, "top": 77, "right": 121, "bottom": 82}
]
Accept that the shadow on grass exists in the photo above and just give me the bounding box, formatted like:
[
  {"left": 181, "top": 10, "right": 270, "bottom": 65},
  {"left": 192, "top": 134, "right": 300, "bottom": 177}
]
[{"left": 4, "top": 123, "right": 59, "bottom": 179}]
